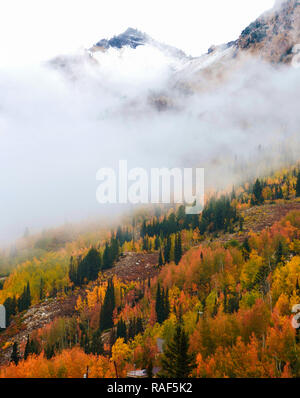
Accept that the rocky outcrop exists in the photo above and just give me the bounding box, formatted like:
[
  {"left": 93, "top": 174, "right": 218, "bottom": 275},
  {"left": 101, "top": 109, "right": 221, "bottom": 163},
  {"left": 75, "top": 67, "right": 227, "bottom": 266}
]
[
  {"left": 91, "top": 27, "right": 188, "bottom": 60},
  {"left": 171, "top": 0, "right": 300, "bottom": 94},
  {"left": 95, "top": 28, "right": 147, "bottom": 50},
  {"left": 237, "top": 0, "right": 300, "bottom": 64}
]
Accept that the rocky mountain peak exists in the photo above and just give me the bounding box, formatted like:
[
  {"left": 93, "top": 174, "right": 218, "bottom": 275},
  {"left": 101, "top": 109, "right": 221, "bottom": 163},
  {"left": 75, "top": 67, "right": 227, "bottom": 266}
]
[
  {"left": 95, "top": 27, "right": 148, "bottom": 50},
  {"left": 92, "top": 28, "right": 188, "bottom": 59},
  {"left": 237, "top": 0, "right": 300, "bottom": 63}
]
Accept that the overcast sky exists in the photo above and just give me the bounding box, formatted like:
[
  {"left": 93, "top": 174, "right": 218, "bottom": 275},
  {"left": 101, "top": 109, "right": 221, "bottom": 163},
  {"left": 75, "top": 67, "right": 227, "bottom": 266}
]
[{"left": 0, "top": 0, "right": 275, "bottom": 66}]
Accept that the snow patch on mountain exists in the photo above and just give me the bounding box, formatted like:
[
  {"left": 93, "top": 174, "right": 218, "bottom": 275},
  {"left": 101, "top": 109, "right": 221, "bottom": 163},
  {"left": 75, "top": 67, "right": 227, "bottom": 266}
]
[{"left": 91, "top": 27, "right": 188, "bottom": 60}]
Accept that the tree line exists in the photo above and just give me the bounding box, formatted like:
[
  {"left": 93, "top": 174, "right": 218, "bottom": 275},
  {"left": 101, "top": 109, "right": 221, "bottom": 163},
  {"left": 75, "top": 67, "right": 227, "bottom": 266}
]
[
  {"left": 3, "top": 282, "right": 31, "bottom": 326},
  {"left": 69, "top": 238, "right": 121, "bottom": 287}
]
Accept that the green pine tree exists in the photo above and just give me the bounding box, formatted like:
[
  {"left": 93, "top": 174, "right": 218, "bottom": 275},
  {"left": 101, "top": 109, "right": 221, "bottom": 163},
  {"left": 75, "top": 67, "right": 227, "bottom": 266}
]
[
  {"left": 68, "top": 256, "right": 76, "bottom": 285},
  {"left": 91, "top": 329, "right": 104, "bottom": 356},
  {"left": 164, "top": 288, "right": 170, "bottom": 320},
  {"left": 154, "top": 235, "right": 160, "bottom": 250},
  {"left": 296, "top": 171, "right": 300, "bottom": 197},
  {"left": 39, "top": 278, "right": 45, "bottom": 301},
  {"left": 242, "top": 237, "right": 251, "bottom": 260},
  {"left": 24, "top": 335, "right": 30, "bottom": 361},
  {"left": 26, "top": 282, "right": 31, "bottom": 308},
  {"left": 252, "top": 179, "right": 264, "bottom": 205},
  {"left": 158, "top": 249, "right": 164, "bottom": 266},
  {"left": 11, "top": 342, "right": 20, "bottom": 365},
  {"left": 276, "top": 241, "right": 284, "bottom": 264},
  {"left": 164, "top": 236, "right": 171, "bottom": 264},
  {"left": 99, "top": 278, "right": 115, "bottom": 331},
  {"left": 158, "top": 324, "right": 196, "bottom": 378},
  {"left": 116, "top": 318, "right": 127, "bottom": 341},
  {"left": 136, "top": 317, "right": 143, "bottom": 335},
  {"left": 85, "top": 247, "right": 102, "bottom": 281},
  {"left": 44, "top": 344, "right": 55, "bottom": 360},
  {"left": 155, "top": 283, "right": 164, "bottom": 324},
  {"left": 102, "top": 242, "right": 112, "bottom": 270},
  {"left": 174, "top": 233, "right": 182, "bottom": 265},
  {"left": 146, "top": 359, "right": 153, "bottom": 378}
]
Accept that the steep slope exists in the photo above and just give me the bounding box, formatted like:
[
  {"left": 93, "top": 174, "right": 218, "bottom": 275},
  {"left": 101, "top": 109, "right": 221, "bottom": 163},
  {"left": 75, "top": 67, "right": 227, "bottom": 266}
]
[
  {"left": 50, "top": 27, "right": 188, "bottom": 80},
  {"left": 173, "top": 0, "right": 300, "bottom": 92},
  {"left": 237, "top": 0, "right": 300, "bottom": 64}
]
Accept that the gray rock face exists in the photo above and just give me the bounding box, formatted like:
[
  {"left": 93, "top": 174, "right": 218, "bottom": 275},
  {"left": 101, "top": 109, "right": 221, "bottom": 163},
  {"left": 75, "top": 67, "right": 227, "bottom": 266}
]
[
  {"left": 96, "top": 28, "right": 147, "bottom": 49},
  {"left": 93, "top": 27, "right": 188, "bottom": 59},
  {"left": 237, "top": 0, "right": 300, "bottom": 64}
]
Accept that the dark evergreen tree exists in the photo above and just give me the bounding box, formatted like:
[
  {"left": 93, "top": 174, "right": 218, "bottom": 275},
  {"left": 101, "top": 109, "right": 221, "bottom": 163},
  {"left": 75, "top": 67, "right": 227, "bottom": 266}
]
[
  {"left": 174, "top": 233, "right": 182, "bottom": 265},
  {"left": 99, "top": 278, "right": 115, "bottom": 332},
  {"left": 164, "top": 236, "right": 171, "bottom": 264},
  {"left": 155, "top": 284, "right": 169, "bottom": 324},
  {"left": 69, "top": 248, "right": 102, "bottom": 286},
  {"left": 231, "top": 186, "right": 236, "bottom": 200},
  {"left": 3, "top": 296, "right": 17, "bottom": 326},
  {"left": 17, "top": 287, "right": 25, "bottom": 312},
  {"left": 44, "top": 344, "right": 55, "bottom": 360},
  {"left": 50, "top": 283, "right": 57, "bottom": 298},
  {"left": 24, "top": 335, "right": 30, "bottom": 361},
  {"left": 154, "top": 235, "right": 160, "bottom": 250},
  {"left": 69, "top": 256, "right": 77, "bottom": 285},
  {"left": 164, "top": 288, "right": 170, "bottom": 321},
  {"left": 296, "top": 171, "right": 300, "bottom": 197},
  {"left": 26, "top": 282, "right": 31, "bottom": 308},
  {"left": 109, "top": 328, "right": 117, "bottom": 352},
  {"left": 158, "top": 249, "right": 164, "bottom": 267},
  {"left": 17, "top": 283, "right": 31, "bottom": 312},
  {"left": 82, "top": 333, "right": 90, "bottom": 354},
  {"left": 146, "top": 359, "right": 153, "bottom": 378},
  {"left": 141, "top": 220, "right": 147, "bottom": 238},
  {"left": 227, "top": 293, "right": 240, "bottom": 314},
  {"left": 252, "top": 179, "right": 264, "bottom": 205},
  {"left": 11, "top": 342, "right": 20, "bottom": 365},
  {"left": 116, "top": 318, "right": 127, "bottom": 341},
  {"left": 102, "top": 241, "right": 118, "bottom": 270},
  {"left": 78, "top": 249, "right": 101, "bottom": 284},
  {"left": 239, "top": 217, "right": 244, "bottom": 231},
  {"left": 91, "top": 329, "right": 104, "bottom": 356},
  {"left": 276, "top": 241, "right": 284, "bottom": 264},
  {"left": 84, "top": 247, "right": 102, "bottom": 281},
  {"left": 127, "top": 318, "right": 135, "bottom": 340},
  {"left": 39, "top": 278, "right": 45, "bottom": 301},
  {"left": 140, "top": 194, "right": 237, "bottom": 239},
  {"left": 136, "top": 317, "right": 143, "bottom": 335},
  {"left": 242, "top": 237, "right": 251, "bottom": 260},
  {"left": 167, "top": 213, "right": 178, "bottom": 235},
  {"left": 110, "top": 237, "right": 120, "bottom": 264},
  {"left": 155, "top": 283, "right": 164, "bottom": 324},
  {"left": 158, "top": 324, "right": 196, "bottom": 378},
  {"left": 115, "top": 225, "right": 132, "bottom": 246},
  {"left": 24, "top": 335, "right": 40, "bottom": 360},
  {"left": 142, "top": 236, "right": 149, "bottom": 251}
]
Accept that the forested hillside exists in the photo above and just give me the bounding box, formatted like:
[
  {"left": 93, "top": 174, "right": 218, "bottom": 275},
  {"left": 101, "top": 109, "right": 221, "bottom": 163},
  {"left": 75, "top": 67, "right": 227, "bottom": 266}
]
[{"left": 1, "top": 165, "right": 300, "bottom": 377}]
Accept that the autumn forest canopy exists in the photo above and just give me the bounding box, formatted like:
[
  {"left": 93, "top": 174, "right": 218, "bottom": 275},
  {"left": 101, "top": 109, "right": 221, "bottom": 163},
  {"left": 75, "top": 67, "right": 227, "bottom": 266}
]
[{"left": 1, "top": 165, "right": 300, "bottom": 378}]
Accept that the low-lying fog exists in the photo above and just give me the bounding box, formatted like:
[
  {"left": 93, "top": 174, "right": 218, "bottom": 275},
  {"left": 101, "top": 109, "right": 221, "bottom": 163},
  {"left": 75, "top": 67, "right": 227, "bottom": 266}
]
[{"left": 0, "top": 43, "right": 299, "bottom": 243}]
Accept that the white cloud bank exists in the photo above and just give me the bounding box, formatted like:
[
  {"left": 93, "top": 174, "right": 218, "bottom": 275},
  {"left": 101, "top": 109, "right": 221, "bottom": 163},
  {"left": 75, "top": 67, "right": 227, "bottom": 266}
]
[{"left": 0, "top": 42, "right": 299, "bottom": 243}]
